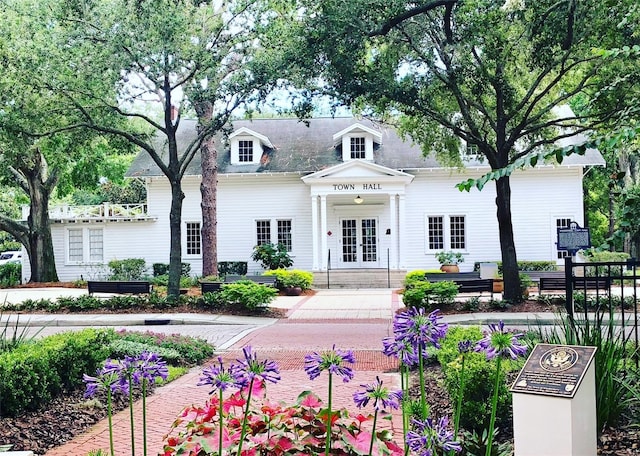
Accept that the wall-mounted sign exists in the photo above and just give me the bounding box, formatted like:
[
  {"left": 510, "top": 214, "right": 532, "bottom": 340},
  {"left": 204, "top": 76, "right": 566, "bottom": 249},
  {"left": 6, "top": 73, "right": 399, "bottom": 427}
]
[{"left": 332, "top": 183, "right": 383, "bottom": 191}]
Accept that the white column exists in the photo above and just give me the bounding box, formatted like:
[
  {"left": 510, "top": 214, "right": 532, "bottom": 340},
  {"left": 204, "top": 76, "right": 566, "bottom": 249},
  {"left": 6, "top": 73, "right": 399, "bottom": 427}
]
[
  {"left": 320, "top": 195, "right": 328, "bottom": 270},
  {"left": 398, "top": 194, "right": 406, "bottom": 269},
  {"left": 311, "top": 195, "right": 319, "bottom": 270},
  {"left": 389, "top": 194, "right": 397, "bottom": 269}
]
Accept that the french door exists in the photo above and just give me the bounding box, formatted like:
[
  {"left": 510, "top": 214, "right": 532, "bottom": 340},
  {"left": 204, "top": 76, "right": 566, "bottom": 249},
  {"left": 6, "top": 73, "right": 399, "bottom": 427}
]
[{"left": 340, "top": 218, "right": 378, "bottom": 267}]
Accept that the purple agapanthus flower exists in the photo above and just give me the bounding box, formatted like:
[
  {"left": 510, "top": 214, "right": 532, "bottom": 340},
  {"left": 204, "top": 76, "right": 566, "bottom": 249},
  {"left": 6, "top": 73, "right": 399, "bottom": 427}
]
[
  {"left": 475, "top": 320, "right": 528, "bottom": 360},
  {"left": 406, "top": 416, "right": 462, "bottom": 455},
  {"left": 393, "top": 307, "right": 448, "bottom": 351},
  {"left": 136, "top": 351, "right": 169, "bottom": 383},
  {"left": 304, "top": 345, "right": 356, "bottom": 383},
  {"left": 382, "top": 335, "right": 419, "bottom": 367},
  {"left": 457, "top": 339, "right": 474, "bottom": 354},
  {"left": 353, "top": 376, "right": 402, "bottom": 411},
  {"left": 83, "top": 359, "right": 127, "bottom": 397},
  {"left": 230, "top": 346, "right": 281, "bottom": 387},
  {"left": 199, "top": 357, "right": 240, "bottom": 394}
]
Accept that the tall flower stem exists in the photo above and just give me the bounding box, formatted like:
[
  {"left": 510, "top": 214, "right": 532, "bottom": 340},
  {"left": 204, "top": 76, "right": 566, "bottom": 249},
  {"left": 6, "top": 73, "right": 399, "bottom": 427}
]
[
  {"left": 127, "top": 373, "right": 135, "bottom": 456},
  {"left": 218, "top": 388, "right": 224, "bottom": 456},
  {"left": 236, "top": 377, "right": 255, "bottom": 456},
  {"left": 142, "top": 379, "right": 148, "bottom": 456},
  {"left": 400, "top": 364, "right": 410, "bottom": 456},
  {"left": 453, "top": 354, "right": 466, "bottom": 439},
  {"left": 325, "top": 372, "right": 333, "bottom": 455},
  {"left": 485, "top": 356, "right": 503, "bottom": 456},
  {"left": 417, "top": 344, "right": 427, "bottom": 419},
  {"left": 368, "top": 409, "right": 378, "bottom": 456},
  {"left": 106, "top": 390, "right": 115, "bottom": 456}
]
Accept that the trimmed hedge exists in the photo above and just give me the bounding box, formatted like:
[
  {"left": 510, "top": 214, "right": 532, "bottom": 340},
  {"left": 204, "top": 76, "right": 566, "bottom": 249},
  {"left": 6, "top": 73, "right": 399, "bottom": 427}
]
[
  {"left": 473, "top": 261, "right": 558, "bottom": 274},
  {"left": 0, "top": 329, "right": 113, "bottom": 417}
]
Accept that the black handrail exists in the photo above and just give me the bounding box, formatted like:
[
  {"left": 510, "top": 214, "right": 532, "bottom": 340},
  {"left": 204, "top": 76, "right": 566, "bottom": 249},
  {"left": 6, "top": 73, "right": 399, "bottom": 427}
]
[{"left": 326, "top": 249, "right": 331, "bottom": 289}]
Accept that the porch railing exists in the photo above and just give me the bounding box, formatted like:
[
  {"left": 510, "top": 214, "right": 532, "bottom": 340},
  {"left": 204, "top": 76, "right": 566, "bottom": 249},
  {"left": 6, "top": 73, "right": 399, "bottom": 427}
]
[{"left": 21, "top": 203, "right": 151, "bottom": 221}]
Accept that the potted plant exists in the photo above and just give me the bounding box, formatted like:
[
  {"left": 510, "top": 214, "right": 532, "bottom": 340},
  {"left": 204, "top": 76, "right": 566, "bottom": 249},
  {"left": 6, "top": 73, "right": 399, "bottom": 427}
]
[
  {"left": 279, "top": 270, "right": 313, "bottom": 296},
  {"left": 435, "top": 251, "right": 465, "bottom": 273}
]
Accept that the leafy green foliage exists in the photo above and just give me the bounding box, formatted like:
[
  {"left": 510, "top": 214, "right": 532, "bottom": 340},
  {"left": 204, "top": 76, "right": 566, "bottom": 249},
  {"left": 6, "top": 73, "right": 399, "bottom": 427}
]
[
  {"left": 108, "top": 340, "right": 182, "bottom": 365},
  {"left": 112, "top": 330, "right": 214, "bottom": 366},
  {"left": 0, "top": 329, "right": 113, "bottom": 417},
  {"left": 218, "top": 261, "right": 248, "bottom": 277},
  {"left": 474, "top": 261, "right": 558, "bottom": 274},
  {"left": 264, "top": 268, "right": 313, "bottom": 289},
  {"left": 0, "top": 263, "right": 21, "bottom": 287},
  {"left": 108, "top": 258, "right": 147, "bottom": 280},
  {"left": 251, "top": 243, "right": 294, "bottom": 270},
  {"left": 152, "top": 263, "right": 192, "bottom": 278},
  {"left": 0, "top": 313, "right": 40, "bottom": 353},
  {"left": 402, "top": 280, "right": 458, "bottom": 309},
  {"left": 218, "top": 281, "right": 278, "bottom": 310}
]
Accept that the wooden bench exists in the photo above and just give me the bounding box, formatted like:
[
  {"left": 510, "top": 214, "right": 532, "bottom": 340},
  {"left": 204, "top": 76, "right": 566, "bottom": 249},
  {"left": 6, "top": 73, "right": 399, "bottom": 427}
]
[
  {"left": 539, "top": 276, "right": 611, "bottom": 293},
  {"left": 201, "top": 275, "right": 278, "bottom": 294},
  {"left": 87, "top": 280, "right": 152, "bottom": 296},
  {"left": 425, "top": 272, "right": 493, "bottom": 296}
]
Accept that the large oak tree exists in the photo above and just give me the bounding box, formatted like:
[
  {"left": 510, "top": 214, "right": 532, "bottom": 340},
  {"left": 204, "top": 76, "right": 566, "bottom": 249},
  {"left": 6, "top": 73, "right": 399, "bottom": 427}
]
[{"left": 297, "top": 0, "right": 638, "bottom": 300}]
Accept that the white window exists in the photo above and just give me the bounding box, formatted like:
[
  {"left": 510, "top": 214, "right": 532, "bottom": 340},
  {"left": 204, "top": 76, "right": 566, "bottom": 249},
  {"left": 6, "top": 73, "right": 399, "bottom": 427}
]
[
  {"left": 186, "top": 222, "right": 201, "bottom": 256},
  {"left": 556, "top": 217, "right": 573, "bottom": 259},
  {"left": 350, "top": 137, "right": 366, "bottom": 159},
  {"left": 256, "top": 220, "right": 271, "bottom": 246},
  {"left": 67, "top": 227, "right": 104, "bottom": 264},
  {"left": 277, "top": 220, "right": 292, "bottom": 251},
  {"left": 425, "top": 215, "right": 466, "bottom": 252},
  {"left": 238, "top": 140, "right": 254, "bottom": 162},
  {"left": 256, "top": 219, "right": 293, "bottom": 251}
]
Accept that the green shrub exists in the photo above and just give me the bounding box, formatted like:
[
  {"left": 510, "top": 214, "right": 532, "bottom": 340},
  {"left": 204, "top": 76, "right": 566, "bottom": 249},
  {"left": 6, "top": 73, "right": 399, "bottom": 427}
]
[
  {"left": 0, "top": 263, "right": 21, "bottom": 287},
  {"left": 438, "top": 326, "right": 520, "bottom": 434},
  {"left": 108, "top": 340, "right": 182, "bottom": 365},
  {"left": 113, "top": 330, "right": 214, "bottom": 366},
  {"left": 251, "top": 243, "right": 293, "bottom": 270},
  {"left": 219, "top": 280, "right": 278, "bottom": 310},
  {"left": 0, "top": 329, "right": 112, "bottom": 417},
  {"left": 402, "top": 280, "right": 458, "bottom": 309},
  {"left": 152, "top": 263, "right": 192, "bottom": 277},
  {"left": 108, "top": 258, "right": 147, "bottom": 280},
  {"left": 581, "top": 249, "right": 630, "bottom": 262},
  {"left": 218, "top": 261, "right": 248, "bottom": 276},
  {"left": 264, "top": 269, "right": 313, "bottom": 289},
  {"left": 404, "top": 270, "right": 428, "bottom": 288},
  {"left": 473, "top": 261, "right": 558, "bottom": 273}
]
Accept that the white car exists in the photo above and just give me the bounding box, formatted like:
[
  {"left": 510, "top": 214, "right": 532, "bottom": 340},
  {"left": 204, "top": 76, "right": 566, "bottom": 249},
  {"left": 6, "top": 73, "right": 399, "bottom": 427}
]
[{"left": 0, "top": 251, "right": 22, "bottom": 265}]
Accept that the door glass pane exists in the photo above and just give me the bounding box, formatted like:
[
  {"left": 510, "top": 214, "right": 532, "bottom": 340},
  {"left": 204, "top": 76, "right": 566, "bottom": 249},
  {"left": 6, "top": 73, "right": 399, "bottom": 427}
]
[
  {"left": 342, "top": 219, "right": 357, "bottom": 263},
  {"left": 361, "top": 219, "right": 377, "bottom": 262}
]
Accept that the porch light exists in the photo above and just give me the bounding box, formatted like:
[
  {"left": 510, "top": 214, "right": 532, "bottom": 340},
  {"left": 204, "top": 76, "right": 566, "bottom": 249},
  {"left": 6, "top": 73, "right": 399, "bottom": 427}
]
[{"left": 354, "top": 195, "right": 364, "bottom": 204}]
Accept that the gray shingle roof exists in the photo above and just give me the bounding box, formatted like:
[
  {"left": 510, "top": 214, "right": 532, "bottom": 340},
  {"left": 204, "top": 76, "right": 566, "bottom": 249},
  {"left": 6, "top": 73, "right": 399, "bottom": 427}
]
[{"left": 125, "top": 117, "right": 604, "bottom": 178}]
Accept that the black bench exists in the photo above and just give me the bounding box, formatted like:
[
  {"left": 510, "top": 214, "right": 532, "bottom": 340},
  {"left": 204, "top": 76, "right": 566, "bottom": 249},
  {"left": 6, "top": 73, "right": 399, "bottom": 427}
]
[
  {"left": 425, "top": 272, "right": 493, "bottom": 296},
  {"left": 539, "top": 276, "right": 611, "bottom": 293},
  {"left": 521, "top": 271, "right": 563, "bottom": 284},
  {"left": 87, "top": 280, "right": 152, "bottom": 296},
  {"left": 201, "top": 281, "right": 223, "bottom": 294}
]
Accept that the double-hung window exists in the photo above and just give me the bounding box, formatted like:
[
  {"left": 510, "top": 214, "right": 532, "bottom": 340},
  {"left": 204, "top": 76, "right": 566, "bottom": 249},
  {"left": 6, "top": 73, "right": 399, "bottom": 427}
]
[
  {"left": 350, "top": 137, "right": 366, "bottom": 159},
  {"left": 256, "top": 219, "right": 293, "bottom": 251},
  {"left": 238, "top": 140, "right": 254, "bottom": 162},
  {"left": 67, "top": 227, "right": 104, "bottom": 264},
  {"left": 426, "top": 215, "right": 466, "bottom": 252},
  {"left": 555, "top": 217, "right": 572, "bottom": 259},
  {"left": 186, "top": 222, "right": 201, "bottom": 256}
]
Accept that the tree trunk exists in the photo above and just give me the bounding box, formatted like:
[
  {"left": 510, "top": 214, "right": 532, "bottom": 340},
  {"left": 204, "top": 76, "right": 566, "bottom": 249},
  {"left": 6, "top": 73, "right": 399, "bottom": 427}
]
[
  {"left": 167, "top": 178, "right": 184, "bottom": 298},
  {"left": 18, "top": 151, "right": 59, "bottom": 283},
  {"left": 196, "top": 101, "right": 218, "bottom": 278},
  {"left": 495, "top": 176, "right": 520, "bottom": 302}
]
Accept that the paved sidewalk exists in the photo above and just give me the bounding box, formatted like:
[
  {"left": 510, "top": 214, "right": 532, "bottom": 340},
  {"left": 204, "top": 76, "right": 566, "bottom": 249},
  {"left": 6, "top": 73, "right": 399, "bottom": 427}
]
[{"left": 0, "top": 287, "right": 570, "bottom": 455}]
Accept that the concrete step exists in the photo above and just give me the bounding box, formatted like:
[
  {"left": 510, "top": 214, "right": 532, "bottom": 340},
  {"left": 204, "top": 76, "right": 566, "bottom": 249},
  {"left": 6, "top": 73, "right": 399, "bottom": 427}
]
[{"left": 313, "top": 269, "right": 406, "bottom": 289}]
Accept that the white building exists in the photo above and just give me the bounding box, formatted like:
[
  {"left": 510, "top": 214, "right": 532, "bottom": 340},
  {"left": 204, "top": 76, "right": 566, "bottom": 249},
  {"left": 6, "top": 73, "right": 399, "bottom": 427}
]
[{"left": 21, "top": 117, "right": 604, "bottom": 286}]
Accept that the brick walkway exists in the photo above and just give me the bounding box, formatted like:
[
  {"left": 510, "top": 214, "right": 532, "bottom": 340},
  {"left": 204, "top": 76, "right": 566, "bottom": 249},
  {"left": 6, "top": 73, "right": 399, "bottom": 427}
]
[{"left": 45, "top": 291, "right": 404, "bottom": 455}]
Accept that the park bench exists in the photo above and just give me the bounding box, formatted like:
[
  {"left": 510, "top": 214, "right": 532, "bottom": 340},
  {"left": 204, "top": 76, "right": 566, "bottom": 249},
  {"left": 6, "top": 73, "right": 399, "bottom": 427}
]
[
  {"left": 200, "top": 275, "right": 278, "bottom": 294},
  {"left": 538, "top": 276, "right": 611, "bottom": 293},
  {"left": 87, "top": 280, "right": 152, "bottom": 296},
  {"left": 425, "top": 272, "right": 494, "bottom": 297}
]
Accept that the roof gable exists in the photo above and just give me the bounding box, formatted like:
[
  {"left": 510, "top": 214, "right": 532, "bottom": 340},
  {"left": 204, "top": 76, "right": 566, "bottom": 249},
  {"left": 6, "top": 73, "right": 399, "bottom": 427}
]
[
  {"left": 332, "top": 123, "right": 383, "bottom": 143},
  {"left": 302, "top": 160, "right": 413, "bottom": 182}
]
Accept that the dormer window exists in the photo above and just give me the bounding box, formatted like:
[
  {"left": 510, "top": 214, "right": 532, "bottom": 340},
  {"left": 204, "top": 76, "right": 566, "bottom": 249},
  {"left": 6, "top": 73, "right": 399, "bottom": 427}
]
[
  {"left": 350, "top": 137, "right": 366, "bottom": 159},
  {"left": 238, "top": 140, "right": 254, "bottom": 162},
  {"left": 333, "top": 123, "right": 382, "bottom": 162},
  {"left": 229, "top": 127, "right": 273, "bottom": 165}
]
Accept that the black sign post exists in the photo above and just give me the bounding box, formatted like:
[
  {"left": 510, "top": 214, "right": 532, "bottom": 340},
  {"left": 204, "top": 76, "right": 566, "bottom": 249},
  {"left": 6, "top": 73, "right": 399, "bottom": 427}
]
[{"left": 557, "top": 222, "right": 591, "bottom": 255}]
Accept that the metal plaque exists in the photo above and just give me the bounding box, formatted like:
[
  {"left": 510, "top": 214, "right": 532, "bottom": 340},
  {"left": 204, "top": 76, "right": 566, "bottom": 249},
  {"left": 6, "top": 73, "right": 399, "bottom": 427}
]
[
  {"left": 557, "top": 222, "right": 591, "bottom": 253},
  {"left": 510, "top": 344, "right": 597, "bottom": 398}
]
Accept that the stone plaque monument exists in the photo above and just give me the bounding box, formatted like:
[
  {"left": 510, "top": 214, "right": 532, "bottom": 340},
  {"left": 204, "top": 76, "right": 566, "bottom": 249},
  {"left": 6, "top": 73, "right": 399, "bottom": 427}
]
[{"left": 511, "top": 343, "right": 597, "bottom": 456}]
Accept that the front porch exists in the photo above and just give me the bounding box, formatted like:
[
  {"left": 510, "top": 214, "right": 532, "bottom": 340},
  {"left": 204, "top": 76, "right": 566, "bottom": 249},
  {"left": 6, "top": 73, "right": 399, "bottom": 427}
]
[{"left": 312, "top": 268, "right": 407, "bottom": 289}]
